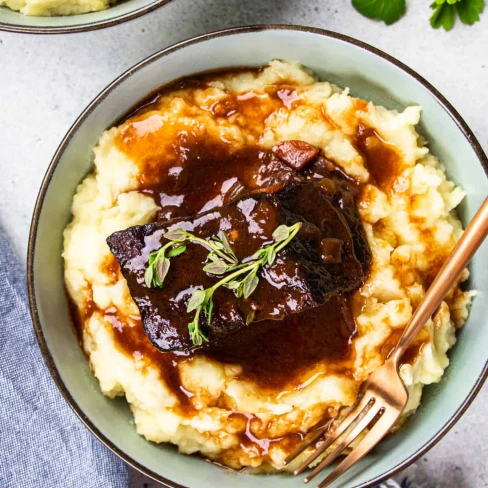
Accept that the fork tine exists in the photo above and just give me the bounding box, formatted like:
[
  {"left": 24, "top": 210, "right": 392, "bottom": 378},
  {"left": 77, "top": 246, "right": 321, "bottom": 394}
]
[
  {"left": 293, "top": 395, "right": 373, "bottom": 475},
  {"left": 303, "top": 400, "right": 380, "bottom": 483},
  {"left": 283, "top": 423, "right": 330, "bottom": 466},
  {"left": 314, "top": 407, "right": 402, "bottom": 488}
]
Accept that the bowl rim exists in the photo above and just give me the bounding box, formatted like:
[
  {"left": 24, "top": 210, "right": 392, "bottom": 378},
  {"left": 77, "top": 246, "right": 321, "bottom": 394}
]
[
  {"left": 0, "top": 0, "right": 172, "bottom": 34},
  {"left": 27, "top": 24, "right": 488, "bottom": 488}
]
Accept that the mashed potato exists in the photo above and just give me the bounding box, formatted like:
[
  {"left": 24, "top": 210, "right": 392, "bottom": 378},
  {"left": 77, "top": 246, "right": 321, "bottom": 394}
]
[
  {"left": 1, "top": 0, "right": 114, "bottom": 17},
  {"left": 63, "top": 61, "right": 474, "bottom": 471}
]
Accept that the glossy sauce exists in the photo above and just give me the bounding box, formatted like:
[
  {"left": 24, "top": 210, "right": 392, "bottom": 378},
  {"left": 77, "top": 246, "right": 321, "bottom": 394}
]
[
  {"left": 355, "top": 122, "right": 404, "bottom": 192},
  {"left": 207, "top": 295, "right": 356, "bottom": 389},
  {"left": 380, "top": 327, "right": 428, "bottom": 366},
  {"left": 68, "top": 67, "right": 430, "bottom": 464},
  {"left": 103, "top": 305, "right": 196, "bottom": 411},
  {"left": 232, "top": 412, "right": 305, "bottom": 455},
  {"left": 109, "top": 69, "right": 371, "bottom": 388}
]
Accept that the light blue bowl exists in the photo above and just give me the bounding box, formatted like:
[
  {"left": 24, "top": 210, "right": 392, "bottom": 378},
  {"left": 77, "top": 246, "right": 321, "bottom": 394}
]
[
  {"left": 0, "top": 0, "right": 172, "bottom": 33},
  {"left": 28, "top": 25, "right": 488, "bottom": 488}
]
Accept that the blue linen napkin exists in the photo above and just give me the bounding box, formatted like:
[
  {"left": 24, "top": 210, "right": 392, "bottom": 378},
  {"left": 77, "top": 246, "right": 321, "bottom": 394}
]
[
  {"left": 0, "top": 227, "right": 129, "bottom": 488},
  {"left": 377, "top": 463, "right": 434, "bottom": 488}
]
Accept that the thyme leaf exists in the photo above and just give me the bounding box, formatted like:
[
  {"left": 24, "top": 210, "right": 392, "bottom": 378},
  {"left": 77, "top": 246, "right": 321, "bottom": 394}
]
[
  {"left": 164, "top": 228, "right": 187, "bottom": 241},
  {"left": 144, "top": 222, "right": 302, "bottom": 345},
  {"left": 272, "top": 224, "right": 291, "bottom": 242},
  {"left": 144, "top": 228, "right": 237, "bottom": 289},
  {"left": 186, "top": 222, "right": 302, "bottom": 345},
  {"left": 203, "top": 260, "right": 229, "bottom": 275},
  {"left": 243, "top": 271, "right": 259, "bottom": 299},
  {"left": 156, "top": 258, "right": 170, "bottom": 285},
  {"left": 246, "top": 310, "right": 255, "bottom": 325},
  {"left": 166, "top": 244, "right": 187, "bottom": 258},
  {"left": 187, "top": 289, "right": 207, "bottom": 313}
]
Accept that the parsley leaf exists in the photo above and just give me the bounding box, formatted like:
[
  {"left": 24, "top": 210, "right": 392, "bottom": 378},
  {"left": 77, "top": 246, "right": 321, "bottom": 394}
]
[
  {"left": 456, "top": 0, "right": 484, "bottom": 24},
  {"left": 430, "top": 0, "right": 484, "bottom": 29},
  {"left": 353, "top": 0, "right": 484, "bottom": 29},
  {"left": 352, "top": 0, "right": 407, "bottom": 25},
  {"left": 430, "top": 1, "right": 456, "bottom": 29}
]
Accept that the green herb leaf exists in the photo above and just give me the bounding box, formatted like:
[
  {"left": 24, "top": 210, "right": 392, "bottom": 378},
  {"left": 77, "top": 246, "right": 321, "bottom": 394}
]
[
  {"left": 246, "top": 310, "right": 255, "bottom": 325},
  {"left": 267, "top": 247, "right": 277, "bottom": 265},
  {"left": 205, "top": 289, "right": 214, "bottom": 302},
  {"left": 272, "top": 224, "right": 291, "bottom": 243},
  {"left": 352, "top": 0, "right": 406, "bottom": 25},
  {"left": 164, "top": 227, "right": 187, "bottom": 241},
  {"left": 144, "top": 265, "right": 154, "bottom": 288},
  {"left": 220, "top": 231, "right": 238, "bottom": 263},
  {"left": 152, "top": 270, "right": 162, "bottom": 287},
  {"left": 187, "top": 289, "right": 207, "bottom": 312},
  {"left": 456, "top": 0, "right": 484, "bottom": 24},
  {"left": 252, "top": 248, "right": 268, "bottom": 260},
  {"left": 156, "top": 257, "right": 170, "bottom": 284},
  {"left": 167, "top": 244, "right": 187, "bottom": 258},
  {"left": 188, "top": 318, "right": 208, "bottom": 346},
  {"left": 236, "top": 282, "right": 245, "bottom": 298},
  {"left": 191, "top": 328, "right": 208, "bottom": 346},
  {"left": 225, "top": 280, "right": 241, "bottom": 290},
  {"left": 430, "top": 1, "right": 456, "bottom": 28},
  {"left": 203, "top": 260, "right": 228, "bottom": 275},
  {"left": 148, "top": 222, "right": 302, "bottom": 345},
  {"left": 205, "top": 300, "right": 214, "bottom": 324},
  {"left": 430, "top": 0, "right": 483, "bottom": 29},
  {"left": 243, "top": 272, "right": 259, "bottom": 299},
  {"left": 208, "top": 252, "right": 220, "bottom": 262},
  {"left": 211, "top": 239, "right": 224, "bottom": 250}
]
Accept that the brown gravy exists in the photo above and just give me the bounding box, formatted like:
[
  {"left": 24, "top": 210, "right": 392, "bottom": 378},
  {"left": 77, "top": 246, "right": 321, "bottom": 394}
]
[
  {"left": 67, "top": 67, "right": 427, "bottom": 460},
  {"left": 206, "top": 295, "right": 357, "bottom": 389},
  {"left": 356, "top": 122, "right": 404, "bottom": 192}
]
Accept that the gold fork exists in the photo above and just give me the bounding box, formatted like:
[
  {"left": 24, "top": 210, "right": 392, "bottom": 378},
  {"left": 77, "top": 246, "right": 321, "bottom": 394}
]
[{"left": 284, "top": 196, "right": 488, "bottom": 488}]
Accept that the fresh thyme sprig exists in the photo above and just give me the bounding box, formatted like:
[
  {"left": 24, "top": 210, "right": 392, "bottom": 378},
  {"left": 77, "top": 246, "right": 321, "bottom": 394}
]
[
  {"left": 186, "top": 222, "right": 302, "bottom": 345},
  {"left": 144, "top": 222, "right": 302, "bottom": 346},
  {"left": 144, "top": 227, "right": 238, "bottom": 289}
]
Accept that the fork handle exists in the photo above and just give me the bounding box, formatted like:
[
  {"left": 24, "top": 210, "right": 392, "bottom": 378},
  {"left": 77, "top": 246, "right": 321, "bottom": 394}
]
[{"left": 392, "top": 196, "right": 488, "bottom": 366}]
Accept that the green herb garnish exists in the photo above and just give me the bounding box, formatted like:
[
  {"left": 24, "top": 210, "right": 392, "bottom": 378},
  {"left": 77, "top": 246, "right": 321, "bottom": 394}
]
[
  {"left": 144, "top": 222, "right": 302, "bottom": 346},
  {"left": 185, "top": 222, "right": 302, "bottom": 345},
  {"left": 144, "top": 228, "right": 238, "bottom": 289},
  {"left": 430, "top": 0, "right": 484, "bottom": 30},
  {"left": 351, "top": 0, "right": 484, "bottom": 30},
  {"left": 352, "top": 0, "right": 406, "bottom": 25}
]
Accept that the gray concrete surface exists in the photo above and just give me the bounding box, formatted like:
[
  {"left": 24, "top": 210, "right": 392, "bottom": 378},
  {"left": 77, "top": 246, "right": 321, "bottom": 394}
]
[{"left": 0, "top": 0, "right": 486, "bottom": 486}]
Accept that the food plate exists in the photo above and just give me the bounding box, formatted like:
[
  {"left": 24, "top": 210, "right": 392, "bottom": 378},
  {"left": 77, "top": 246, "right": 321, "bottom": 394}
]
[
  {"left": 28, "top": 25, "right": 488, "bottom": 488},
  {"left": 0, "top": 0, "right": 172, "bottom": 34}
]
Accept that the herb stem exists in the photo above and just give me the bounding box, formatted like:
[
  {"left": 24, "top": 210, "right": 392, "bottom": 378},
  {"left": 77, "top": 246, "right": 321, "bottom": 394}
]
[
  {"left": 188, "top": 261, "right": 259, "bottom": 339},
  {"left": 155, "top": 240, "right": 180, "bottom": 259},
  {"left": 145, "top": 222, "right": 302, "bottom": 346},
  {"left": 188, "top": 236, "right": 237, "bottom": 264},
  {"left": 273, "top": 222, "right": 302, "bottom": 253},
  {"left": 189, "top": 306, "right": 207, "bottom": 346},
  {"left": 210, "top": 261, "right": 260, "bottom": 291},
  {"left": 196, "top": 221, "right": 302, "bottom": 303}
]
